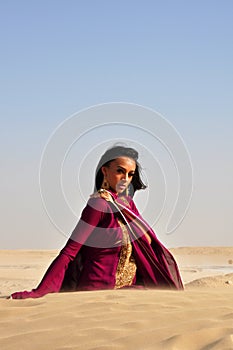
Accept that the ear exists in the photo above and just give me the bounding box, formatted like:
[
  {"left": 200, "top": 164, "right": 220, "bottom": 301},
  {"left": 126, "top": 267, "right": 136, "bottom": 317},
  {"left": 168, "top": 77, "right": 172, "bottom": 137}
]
[{"left": 101, "top": 166, "right": 107, "bottom": 177}]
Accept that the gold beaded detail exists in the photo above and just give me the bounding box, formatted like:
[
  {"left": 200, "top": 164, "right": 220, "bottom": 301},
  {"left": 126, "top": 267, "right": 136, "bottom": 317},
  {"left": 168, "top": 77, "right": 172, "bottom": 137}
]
[{"left": 115, "top": 218, "right": 137, "bottom": 289}]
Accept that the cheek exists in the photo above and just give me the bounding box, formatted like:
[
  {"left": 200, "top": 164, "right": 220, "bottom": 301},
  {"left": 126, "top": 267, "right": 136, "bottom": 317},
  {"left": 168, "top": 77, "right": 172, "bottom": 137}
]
[
  {"left": 114, "top": 175, "right": 123, "bottom": 183},
  {"left": 115, "top": 174, "right": 121, "bottom": 181},
  {"left": 109, "top": 173, "right": 119, "bottom": 182}
]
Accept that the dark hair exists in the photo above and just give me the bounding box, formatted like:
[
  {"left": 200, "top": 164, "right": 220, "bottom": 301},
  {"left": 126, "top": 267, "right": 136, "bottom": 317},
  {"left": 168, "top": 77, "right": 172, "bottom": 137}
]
[{"left": 94, "top": 145, "right": 147, "bottom": 197}]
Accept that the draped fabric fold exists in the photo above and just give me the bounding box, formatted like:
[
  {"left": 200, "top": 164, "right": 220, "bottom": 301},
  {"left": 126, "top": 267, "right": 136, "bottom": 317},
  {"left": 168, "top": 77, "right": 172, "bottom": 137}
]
[{"left": 113, "top": 198, "right": 184, "bottom": 290}]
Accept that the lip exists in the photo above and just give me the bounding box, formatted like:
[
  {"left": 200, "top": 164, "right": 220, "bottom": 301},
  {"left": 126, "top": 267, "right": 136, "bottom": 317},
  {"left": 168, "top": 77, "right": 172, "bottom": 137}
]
[{"left": 117, "top": 184, "right": 127, "bottom": 191}]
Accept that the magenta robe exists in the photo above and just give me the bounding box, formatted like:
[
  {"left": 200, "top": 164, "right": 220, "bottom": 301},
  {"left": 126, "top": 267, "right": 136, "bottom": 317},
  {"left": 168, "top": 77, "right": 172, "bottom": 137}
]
[{"left": 11, "top": 193, "right": 183, "bottom": 299}]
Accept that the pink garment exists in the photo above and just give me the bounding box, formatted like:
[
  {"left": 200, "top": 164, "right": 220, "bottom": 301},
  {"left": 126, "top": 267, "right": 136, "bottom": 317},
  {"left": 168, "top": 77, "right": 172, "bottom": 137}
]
[{"left": 11, "top": 193, "right": 183, "bottom": 299}]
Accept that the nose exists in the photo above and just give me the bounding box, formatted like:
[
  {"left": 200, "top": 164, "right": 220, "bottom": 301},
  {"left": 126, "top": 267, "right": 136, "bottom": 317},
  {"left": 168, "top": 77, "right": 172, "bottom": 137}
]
[{"left": 122, "top": 173, "right": 129, "bottom": 181}]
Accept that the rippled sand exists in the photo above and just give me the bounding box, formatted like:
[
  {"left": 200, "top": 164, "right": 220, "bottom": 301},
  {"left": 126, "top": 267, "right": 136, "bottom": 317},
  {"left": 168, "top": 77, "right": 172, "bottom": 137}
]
[{"left": 0, "top": 248, "right": 233, "bottom": 350}]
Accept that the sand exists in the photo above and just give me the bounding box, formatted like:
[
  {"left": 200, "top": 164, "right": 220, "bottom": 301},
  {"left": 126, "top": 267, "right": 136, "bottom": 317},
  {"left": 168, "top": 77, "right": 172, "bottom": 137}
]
[{"left": 0, "top": 248, "right": 233, "bottom": 350}]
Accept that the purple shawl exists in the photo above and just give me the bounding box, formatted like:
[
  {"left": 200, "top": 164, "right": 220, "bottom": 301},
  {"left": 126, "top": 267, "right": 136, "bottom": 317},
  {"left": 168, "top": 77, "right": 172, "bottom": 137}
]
[{"left": 11, "top": 192, "right": 183, "bottom": 299}]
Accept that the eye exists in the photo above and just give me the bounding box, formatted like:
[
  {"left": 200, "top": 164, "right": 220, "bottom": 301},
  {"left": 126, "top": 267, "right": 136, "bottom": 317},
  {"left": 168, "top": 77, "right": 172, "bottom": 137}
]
[
  {"left": 129, "top": 172, "right": 135, "bottom": 177},
  {"left": 117, "top": 169, "right": 124, "bottom": 174}
]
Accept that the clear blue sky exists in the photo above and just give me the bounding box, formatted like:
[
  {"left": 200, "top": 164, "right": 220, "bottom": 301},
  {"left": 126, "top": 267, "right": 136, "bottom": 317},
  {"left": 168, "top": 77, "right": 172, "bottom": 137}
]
[{"left": 1, "top": 0, "right": 232, "bottom": 248}]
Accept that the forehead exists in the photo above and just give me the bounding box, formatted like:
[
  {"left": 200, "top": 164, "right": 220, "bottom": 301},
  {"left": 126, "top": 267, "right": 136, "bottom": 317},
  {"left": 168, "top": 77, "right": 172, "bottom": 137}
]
[{"left": 111, "top": 157, "right": 136, "bottom": 169}]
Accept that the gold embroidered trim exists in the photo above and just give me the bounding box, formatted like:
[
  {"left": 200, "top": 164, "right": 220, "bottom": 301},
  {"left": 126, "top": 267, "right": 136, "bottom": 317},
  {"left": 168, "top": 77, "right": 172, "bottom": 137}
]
[{"left": 115, "top": 219, "right": 137, "bottom": 289}]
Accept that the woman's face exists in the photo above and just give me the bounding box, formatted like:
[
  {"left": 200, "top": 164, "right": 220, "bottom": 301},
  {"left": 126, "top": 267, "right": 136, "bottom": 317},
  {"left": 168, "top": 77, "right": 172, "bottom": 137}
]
[{"left": 101, "top": 157, "right": 136, "bottom": 194}]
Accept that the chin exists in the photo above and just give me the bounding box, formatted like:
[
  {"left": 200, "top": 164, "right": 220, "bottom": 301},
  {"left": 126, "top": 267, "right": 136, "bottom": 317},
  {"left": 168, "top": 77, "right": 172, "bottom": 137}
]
[{"left": 117, "top": 187, "right": 127, "bottom": 195}]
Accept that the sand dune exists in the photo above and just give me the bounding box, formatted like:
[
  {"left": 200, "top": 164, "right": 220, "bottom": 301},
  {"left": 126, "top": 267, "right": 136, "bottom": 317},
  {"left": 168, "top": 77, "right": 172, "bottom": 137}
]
[
  {"left": 186, "top": 273, "right": 233, "bottom": 288},
  {"left": 0, "top": 248, "right": 233, "bottom": 350}
]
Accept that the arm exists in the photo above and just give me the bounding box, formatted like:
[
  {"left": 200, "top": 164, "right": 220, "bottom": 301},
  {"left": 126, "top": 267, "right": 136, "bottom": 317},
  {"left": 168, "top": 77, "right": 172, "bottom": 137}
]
[{"left": 10, "top": 197, "right": 108, "bottom": 299}]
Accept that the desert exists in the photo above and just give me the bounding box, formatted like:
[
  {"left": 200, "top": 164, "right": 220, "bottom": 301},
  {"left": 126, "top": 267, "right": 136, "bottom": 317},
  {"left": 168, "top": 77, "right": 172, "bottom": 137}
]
[{"left": 0, "top": 247, "right": 233, "bottom": 350}]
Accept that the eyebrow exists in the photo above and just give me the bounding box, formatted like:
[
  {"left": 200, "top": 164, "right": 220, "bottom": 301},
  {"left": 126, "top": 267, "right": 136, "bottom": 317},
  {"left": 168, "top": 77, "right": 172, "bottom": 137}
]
[{"left": 117, "top": 165, "right": 135, "bottom": 172}]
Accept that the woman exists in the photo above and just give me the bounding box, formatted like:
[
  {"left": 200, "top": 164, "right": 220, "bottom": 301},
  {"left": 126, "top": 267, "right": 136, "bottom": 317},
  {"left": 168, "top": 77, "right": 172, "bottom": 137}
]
[{"left": 9, "top": 145, "right": 183, "bottom": 299}]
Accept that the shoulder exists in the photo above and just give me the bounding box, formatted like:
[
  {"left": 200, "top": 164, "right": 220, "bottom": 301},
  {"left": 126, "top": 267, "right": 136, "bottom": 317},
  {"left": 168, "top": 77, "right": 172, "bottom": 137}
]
[
  {"left": 86, "top": 196, "right": 111, "bottom": 210},
  {"left": 80, "top": 196, "right": 112, "bottom": 224}
]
